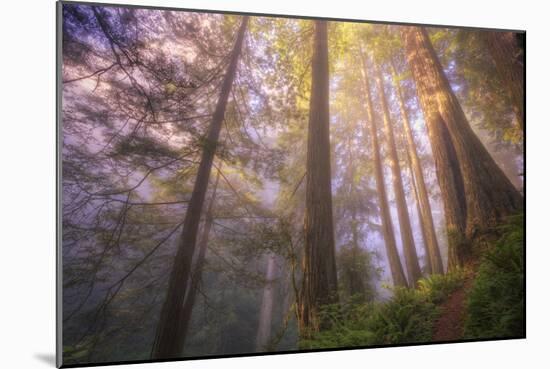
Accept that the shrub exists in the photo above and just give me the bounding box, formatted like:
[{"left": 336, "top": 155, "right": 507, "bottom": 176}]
[
  {"left": 417, "top": 269, "right": 466, "bottom": 304},
  {"left": 300, "top": 270, "right": 465, "bottom": 349},
  {"left": 464, "top": 214, "right": 524, "bottom": 339},
  {"left": 364, "top": 287, "right": 438, "bottom": 344}
]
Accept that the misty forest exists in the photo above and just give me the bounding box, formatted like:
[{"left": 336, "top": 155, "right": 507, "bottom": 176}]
[{"left": 61, "top": 3, "right": 525, "bottom": 365}]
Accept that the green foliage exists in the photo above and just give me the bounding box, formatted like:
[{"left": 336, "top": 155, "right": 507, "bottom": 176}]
[
  {"left": 336, "top": 245, "right": 380, "bottom": 302},
  {"left": 431, "top": 29, "right": 523, "bottom": 147},
  {"left": 110, "top": 136, "right": 180, "bottom": 161},
  {"left": 301, "top": 271, "right": 465, "bottom": 349},
  {"left": 417, "top": 270, "right": 465, "bottom": 304},
  {"left": 364, "top": 288, "right": 438, "bottom": 344},
  {"left": 464, "top": 215, "right": 524, "bottom": 339}
]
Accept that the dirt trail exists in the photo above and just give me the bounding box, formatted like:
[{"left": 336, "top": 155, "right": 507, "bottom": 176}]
[{"left": 433, "top": 271, "right": 475, "bottom": 341}]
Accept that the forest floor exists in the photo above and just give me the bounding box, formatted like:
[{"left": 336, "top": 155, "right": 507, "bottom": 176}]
[
  {"left": 433, "top": 265, "right": 476, "bottom": 341},
  {"left": 302, "top": 214, "right": 524, "bottom": 351}
]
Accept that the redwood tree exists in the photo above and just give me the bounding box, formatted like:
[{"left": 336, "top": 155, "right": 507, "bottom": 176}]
[
  {"left": 256, "top": 253, "right": 277, "bottom": 350},
  {"left": 360, "top": 51, "right": 408, "bottom": 288},
  {"left": 298, "top": 20, "right": 339, "bottom": 335},
  {"left": 390, "top": 61, "right": 444, "bottom": 274},
  {"left": 402, "top": 27, "right": 522, "bottom": 268},
  {"left": 151, "top": 16, "right": 249, "bottom": 359},
  {"left": 403, "top": 135, "right": 433, "bottom": 274},
  {"left": 374, "top": 62, "right": 422, "bottom": 286},
  {"left": 484, "top": 31, "right": 525, "bottom": 131},
  {"left": 177, "top": 168, "right": 220, "bottom": 351}
]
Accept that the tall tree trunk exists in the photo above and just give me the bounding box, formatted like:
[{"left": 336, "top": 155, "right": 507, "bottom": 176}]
[
  {"left": 390, "top": 61, "right": 444, "bottom": 274},
  {"left": 374, "top": 62, "right": 422, "bottom": 286},
  {"left": 298, "top": 20, "right": 339, "bottom": 336},
  {"left": 484, "top": 32, "right": 525, "bottom": 132},
  {"left": 402, "top": 27, "right": 469, "bottom": 269},
  {"left": 346, "top": 137, "right": 367, "bottom": 298},
  {"left": 178, "top": 168, "right": 220, "bottom": 351},
  {"left": 256, "top": 253, "right": 277, "bottom": 351},
  {"left": 402, "top": 27, "right": 523, "bottom": 268},
  {"left": 360, "top": 51, "right": 408, "bottom": 288},
  {"left": 151, "top": 17, "right": 248, "bottom": 359},
  {"left": 403, "top": 141, "right": 432, "bottom": 274}
]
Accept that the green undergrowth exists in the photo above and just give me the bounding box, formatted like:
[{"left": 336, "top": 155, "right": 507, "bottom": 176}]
[
  {"left": 300, "top": 270, "right": 466, "bottom": 349},
  {"left": 464, "top": 214, "right": 525, "bottom": 339}
]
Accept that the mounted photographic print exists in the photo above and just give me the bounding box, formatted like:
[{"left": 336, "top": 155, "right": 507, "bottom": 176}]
[{"left": 57, "top": 0, "right": 525, "bottom": 367}]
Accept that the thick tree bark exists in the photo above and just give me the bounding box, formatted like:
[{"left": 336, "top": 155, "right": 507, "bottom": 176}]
[
  {"left": 374, "top": 63, "right": 422, "bottom": 286},
  {"left": 298, "top": 20, "right": 339, "bottom": 336},
  {"left": 360, "top": 51, "right": 408, "bottom": 288},
  {"left": 177, "top": 169, "right": 220, "bottom": 351},
  {"left": 256, "top": 253, "right": 277, "bottom": 351},
  {"left": 402, "top": 27, "right": 523, "bottom": 268},
  {"left": 390, "top": 61, "right": 444, "bottom": 274},
  {"left": 402, "top": 28, "right": 467, "bottom": 269},
  {"left": 484, "top": 32, "right": 525, "bottom": 132},
  {"left": 151, "top": 17, "right": 248, "bottom": 359}
]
